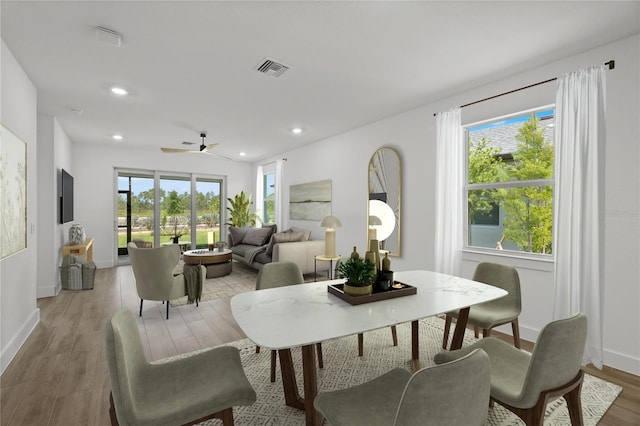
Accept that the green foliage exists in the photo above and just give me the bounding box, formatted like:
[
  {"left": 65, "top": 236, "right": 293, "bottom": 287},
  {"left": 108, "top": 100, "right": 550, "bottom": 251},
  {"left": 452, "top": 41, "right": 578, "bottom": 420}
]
[
  {"left": 226, "top": 191, "right": 262, "bottom": 228},
  {"left": 468, "top": 137, "right": 502, "bottom": 223},
  {"left": 468, "top": 115, "right": 554, "bottom": 254},
  {"left": 337, "top": 257, "right": 376, "bottom": 287},
  {"left": 498, "top": 116, "right": 554, "bottom": 253},
  {"left": 161, "top": 190, "right": 189, "bottom": 240}
]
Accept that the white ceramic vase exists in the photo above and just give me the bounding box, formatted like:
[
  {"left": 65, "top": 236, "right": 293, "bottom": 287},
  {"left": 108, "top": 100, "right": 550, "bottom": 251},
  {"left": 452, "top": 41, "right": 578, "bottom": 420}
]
[{"left": 69, "top": 224, "right": 85, "bottom": 245}]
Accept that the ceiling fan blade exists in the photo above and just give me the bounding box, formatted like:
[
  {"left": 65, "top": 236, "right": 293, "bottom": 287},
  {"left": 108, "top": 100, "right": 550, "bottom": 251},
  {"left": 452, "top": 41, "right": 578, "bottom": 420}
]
[
  {"left": 201, "top": 143, "right": 219, "bottom": 153},
  {"left": 161, "top": 147, "right": 198, "bottom": 153},
  {"left": 202, "top": 150, "right": 232, "bottom": 160}
]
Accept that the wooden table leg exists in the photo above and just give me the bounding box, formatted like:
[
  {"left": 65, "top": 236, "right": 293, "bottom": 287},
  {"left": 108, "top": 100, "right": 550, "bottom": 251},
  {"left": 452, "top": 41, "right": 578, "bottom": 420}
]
[
  {"left": 278, "top": 346, "right": 322, "bottom": 426},
  {"left": 278, "top": 349, "right": 304, "bottom": 410},
  {"left": 301, "top": 344, "right": 322, "bottom": 426},
  {"left": 450, "top": 307, "right": 470, "bottom": 350},
  {"left": 411, "top": 320, "right": 420, "bottom": 372}
]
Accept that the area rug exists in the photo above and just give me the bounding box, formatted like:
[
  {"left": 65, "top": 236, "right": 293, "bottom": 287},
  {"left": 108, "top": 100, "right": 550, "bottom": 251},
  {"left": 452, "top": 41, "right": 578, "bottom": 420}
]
[
  {"left": 181, "top": 316, "right": 622, "bottom": 425},
  {"left": 171, "top": 261, "right": 258, "bottom": 306},
  {"left": 171, "top": 261, "right": 322, "bottom": 306}
]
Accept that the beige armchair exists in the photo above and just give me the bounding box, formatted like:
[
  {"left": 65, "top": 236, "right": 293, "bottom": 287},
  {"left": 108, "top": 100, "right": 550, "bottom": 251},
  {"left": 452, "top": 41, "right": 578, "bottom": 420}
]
[
  {"left": 314, "top": 348, "right": 491, "bottom": 426},
  {"left": 127, "top": 242, "right": 204, "bottom": 319},
  {"left": 442, "top": 262, "right": 522, "bottom": 349},
  {"left": 105, "top": 308, "right": 256, "bottom": 426},
  {"left": 435, "top": 312, "right": 587, "bottom": 426}
]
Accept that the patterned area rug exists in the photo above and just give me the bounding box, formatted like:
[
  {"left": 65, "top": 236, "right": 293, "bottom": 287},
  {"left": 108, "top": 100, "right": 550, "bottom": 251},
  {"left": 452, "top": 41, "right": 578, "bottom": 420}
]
[
  {"left": 182, "top": 316, "right": 622, "bottom": 425},
  {"left": 171, "top": 261, "right": 258, "bottom": 306}
]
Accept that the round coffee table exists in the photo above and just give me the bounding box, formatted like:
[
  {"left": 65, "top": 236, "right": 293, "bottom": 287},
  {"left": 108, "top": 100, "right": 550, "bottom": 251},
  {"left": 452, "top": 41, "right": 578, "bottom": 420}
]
[{"left": 183, "top": 249, "right": 233, "bottom": 278}]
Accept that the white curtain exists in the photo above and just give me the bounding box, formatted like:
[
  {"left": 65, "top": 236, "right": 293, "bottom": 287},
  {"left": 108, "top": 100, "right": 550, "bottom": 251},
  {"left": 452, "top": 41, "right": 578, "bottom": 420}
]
[
  {"left": 255, "top": 165, "right": 264, "bottom": 225},
  {"left": 553, "top": 65, "right": 606, "bottom": 368},
  {"left": 274, "top": 160, "right": 284, "bottom": 227},
  {"left": 435, "top": 107, "right": 464, "bottom": 276}
]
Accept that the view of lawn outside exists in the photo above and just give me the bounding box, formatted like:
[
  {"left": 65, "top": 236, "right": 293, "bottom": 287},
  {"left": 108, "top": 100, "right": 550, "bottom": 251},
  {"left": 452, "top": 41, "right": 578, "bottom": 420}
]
[{"left": 118, "top": 174, "right": 223, "bottom": 252}]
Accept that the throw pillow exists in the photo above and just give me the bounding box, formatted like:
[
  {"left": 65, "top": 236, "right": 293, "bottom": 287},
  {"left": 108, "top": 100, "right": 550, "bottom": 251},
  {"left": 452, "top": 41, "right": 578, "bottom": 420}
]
[
  {"left": 273, "top": 231, "right": 306, "bottom": 243},
  {"left": 228, "top": 227, "right": 250, "bottom": 247},
  {"left": 242, "top": 227, "right": 274, "bottom": 246},
  {"left": 289, "top": 226, "right": 312, "bottom": 241}
]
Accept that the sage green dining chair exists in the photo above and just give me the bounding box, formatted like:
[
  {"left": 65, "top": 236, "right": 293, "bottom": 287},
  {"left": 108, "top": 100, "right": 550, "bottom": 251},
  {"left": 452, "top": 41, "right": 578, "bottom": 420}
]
[
  {"left": 442, "top": 262, "right": 522, "bottom": 349},
  {"left": 434, "top": 312, "right": 587, "bottom": 426},
  {"left": 105, "top": 308, "right": 256, "bottom": 426},
  {"left": 255, "top": 261, "right": 324, "bottom": 382},
  {"left": 314, "top": 348, "right": 491, "bottom": 426}
]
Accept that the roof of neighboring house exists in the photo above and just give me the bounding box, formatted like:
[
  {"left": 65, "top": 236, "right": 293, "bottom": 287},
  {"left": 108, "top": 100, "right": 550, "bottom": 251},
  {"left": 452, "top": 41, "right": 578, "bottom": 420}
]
[{"left": 468, "top": 116, "right": 554, "bottom": 156}]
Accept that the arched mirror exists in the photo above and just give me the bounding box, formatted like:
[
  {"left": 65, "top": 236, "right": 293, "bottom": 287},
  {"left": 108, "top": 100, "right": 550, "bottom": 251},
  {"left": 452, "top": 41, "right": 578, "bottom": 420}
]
[{"left": 368, "top": 147, "right": 401, "bottom": 256}]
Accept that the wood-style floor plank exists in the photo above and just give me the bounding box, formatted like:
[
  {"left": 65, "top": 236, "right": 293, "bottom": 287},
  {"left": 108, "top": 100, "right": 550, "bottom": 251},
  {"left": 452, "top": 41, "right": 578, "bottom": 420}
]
[{"left": 1, "top": 264, "right": 638, "bottom": 425}]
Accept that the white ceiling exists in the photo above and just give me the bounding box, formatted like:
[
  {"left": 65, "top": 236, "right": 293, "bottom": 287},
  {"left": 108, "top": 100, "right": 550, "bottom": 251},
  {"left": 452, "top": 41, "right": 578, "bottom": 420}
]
[{"left": 2, "top": 1, "right": 639, "bottom": 162}]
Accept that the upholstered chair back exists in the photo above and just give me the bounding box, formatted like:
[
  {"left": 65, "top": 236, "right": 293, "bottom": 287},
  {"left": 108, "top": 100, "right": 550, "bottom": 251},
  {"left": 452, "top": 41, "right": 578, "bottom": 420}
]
[
  {"left": 472, "top": 262, "right": 522, "bottom": 315},
  {"left": 127, "top": 242, "right": 181, "bottom": 301},
  {"left": 394, "top": 349, "right": 490, "bottom": 426},
  {"left": 520, "top": 312, "right": 587, "bottom": 408},
  {"left": 256, "top": 261, "right": 304, "bottom": 290}
]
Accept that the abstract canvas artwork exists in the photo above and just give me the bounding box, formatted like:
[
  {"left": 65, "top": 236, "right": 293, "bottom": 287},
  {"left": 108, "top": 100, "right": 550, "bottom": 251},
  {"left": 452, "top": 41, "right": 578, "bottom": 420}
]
[
  {"left": 289, "top": 179, "right": 331, "bottom": 220},
  {"left": 1, "top": 125, "right": 27, "bottom": 259}
]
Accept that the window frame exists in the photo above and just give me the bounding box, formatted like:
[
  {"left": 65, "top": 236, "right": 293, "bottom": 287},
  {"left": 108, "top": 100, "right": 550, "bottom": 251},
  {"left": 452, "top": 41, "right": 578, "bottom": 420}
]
[{"left": 462, "top": 105, "right": 555, "bottom": 260}]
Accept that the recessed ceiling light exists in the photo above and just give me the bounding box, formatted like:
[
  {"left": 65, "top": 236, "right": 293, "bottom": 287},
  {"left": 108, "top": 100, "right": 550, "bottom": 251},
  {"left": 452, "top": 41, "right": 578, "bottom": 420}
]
[
  {"left": 291, "top": 127, "right": 303, "bottom": 134},
  {"left": 111, "top": 87, "right": 128, "bottom": 95},
  {"left": 113, "top": 134, "right": 123, "bottom": 140},
  {"left": 239, "top": 152, "right": 246, "bottom": 156}
]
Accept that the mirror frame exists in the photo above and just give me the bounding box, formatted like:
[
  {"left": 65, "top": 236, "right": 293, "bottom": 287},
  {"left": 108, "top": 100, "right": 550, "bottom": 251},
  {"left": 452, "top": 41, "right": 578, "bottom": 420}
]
[{"left": 368, "top": 146, "right": 401, "bottom": 257}]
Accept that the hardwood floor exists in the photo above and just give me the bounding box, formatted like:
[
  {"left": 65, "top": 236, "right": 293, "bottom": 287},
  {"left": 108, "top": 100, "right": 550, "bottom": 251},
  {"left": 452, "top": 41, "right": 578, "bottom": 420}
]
[{"left": 1, "top": 265, "right": 639, "bottom": 425}]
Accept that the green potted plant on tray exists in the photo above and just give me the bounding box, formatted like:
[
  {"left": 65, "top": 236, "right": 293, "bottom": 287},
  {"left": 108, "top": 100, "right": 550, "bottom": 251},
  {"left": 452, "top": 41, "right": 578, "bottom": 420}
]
[{"left": 338, "top": 257, "right": 376, "bottom": 296}]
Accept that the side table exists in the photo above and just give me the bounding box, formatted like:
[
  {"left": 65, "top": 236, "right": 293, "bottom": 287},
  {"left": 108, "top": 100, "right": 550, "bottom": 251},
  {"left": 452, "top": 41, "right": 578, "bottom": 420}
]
[
  {"left": 314, "top": 255, "right": 341, "bottom": 282},
  {"left": 63, "top": 238, "right": 94, "bottom": 262}
]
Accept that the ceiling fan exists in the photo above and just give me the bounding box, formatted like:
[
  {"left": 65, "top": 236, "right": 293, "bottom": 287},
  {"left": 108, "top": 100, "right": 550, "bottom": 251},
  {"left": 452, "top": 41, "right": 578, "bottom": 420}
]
[{"left": 161, "top": 133, "right": 230, "bottom": 159}]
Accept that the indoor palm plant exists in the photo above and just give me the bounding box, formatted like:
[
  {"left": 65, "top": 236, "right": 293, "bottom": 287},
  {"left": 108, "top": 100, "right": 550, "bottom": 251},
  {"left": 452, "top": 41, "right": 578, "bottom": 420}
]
[
  {"left": 226, "top": 190, "right": 262, "bottom": 228},
  {"left": 338, "top": 257, "right": 376, "bottom": 296}
]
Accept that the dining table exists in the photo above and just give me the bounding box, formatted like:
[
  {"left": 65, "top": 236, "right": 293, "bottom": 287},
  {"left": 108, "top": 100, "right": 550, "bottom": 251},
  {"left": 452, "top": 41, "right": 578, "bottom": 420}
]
[{"left": 230, "top": 269, "right": 508, "bottom": 426}]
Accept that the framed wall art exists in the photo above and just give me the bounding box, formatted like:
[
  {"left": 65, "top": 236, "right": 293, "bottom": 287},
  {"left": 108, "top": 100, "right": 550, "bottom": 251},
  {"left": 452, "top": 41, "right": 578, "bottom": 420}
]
[
  {"left": 289, "top": 179, "right": 331, "bottom": 221},
  {"left": 1, "top": 125, "right": 27, "bottom": 259}
]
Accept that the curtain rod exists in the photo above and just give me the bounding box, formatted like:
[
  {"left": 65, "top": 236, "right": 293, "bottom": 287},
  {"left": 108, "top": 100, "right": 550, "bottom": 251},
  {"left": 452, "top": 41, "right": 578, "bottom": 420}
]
[{"left": 433, "top": 60, "right": 615, "bottom": 116}]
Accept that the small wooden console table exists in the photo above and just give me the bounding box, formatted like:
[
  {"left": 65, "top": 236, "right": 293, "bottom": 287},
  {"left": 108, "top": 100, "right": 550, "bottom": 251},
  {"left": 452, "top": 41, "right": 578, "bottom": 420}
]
[{"left": 63, "top": 238, "right": 94, "bottom": 262}]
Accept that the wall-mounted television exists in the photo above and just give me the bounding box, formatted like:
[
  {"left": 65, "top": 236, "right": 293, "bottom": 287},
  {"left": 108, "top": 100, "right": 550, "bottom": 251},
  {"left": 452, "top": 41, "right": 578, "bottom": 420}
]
[{"left": 60, "top": 169, "right": 74, "bottom": 224}]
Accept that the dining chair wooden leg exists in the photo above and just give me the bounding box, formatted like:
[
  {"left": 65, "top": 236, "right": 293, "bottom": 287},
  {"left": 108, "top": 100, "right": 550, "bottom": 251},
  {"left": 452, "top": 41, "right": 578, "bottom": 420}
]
[
  {"left": 511, "top": 318, "right": 522, "bottom": 349},
  {"left": 166, "top": 301, "right": 169, "bottom": 319},
  {"left": 358, "top": 333, "right": 364, "bottom": 356},
  {"left": 391, "top": 325, "right": 398, "bottom": 346},
  {"left": 255, "top": 345, "right": 260, "bottom": 354},
  {"left": 139, "top": 299, "right": 143, "bottom": 317},
  {"left": 482, "top": 328, "right": 491, "bottom": 338},
  {"left": 475, "top": 326, "right": 481, "bottom": 338},
  {"left": 270, "top": 350, "right": 277, "bottom": 383},
  {"left": 316, "top": 343, "right": 324, "bottom": 369},
  {"left": 442, "top": 315, "right": 452, "bottom": 349}
]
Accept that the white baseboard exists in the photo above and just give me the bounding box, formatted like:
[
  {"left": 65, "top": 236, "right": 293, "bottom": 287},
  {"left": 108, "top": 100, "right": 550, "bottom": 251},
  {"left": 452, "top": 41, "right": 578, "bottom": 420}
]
[
  {"left": 1, "top": 308, "right": 40, "bottom": 374},
  {"left": 37, "top": 282, "right": 61, "bottom": 298}
]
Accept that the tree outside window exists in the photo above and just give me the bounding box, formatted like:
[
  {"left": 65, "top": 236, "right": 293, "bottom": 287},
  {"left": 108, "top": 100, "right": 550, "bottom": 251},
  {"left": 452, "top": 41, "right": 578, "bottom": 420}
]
[{"left": 466, "top": 108, "right": 554, "bottom": 254}]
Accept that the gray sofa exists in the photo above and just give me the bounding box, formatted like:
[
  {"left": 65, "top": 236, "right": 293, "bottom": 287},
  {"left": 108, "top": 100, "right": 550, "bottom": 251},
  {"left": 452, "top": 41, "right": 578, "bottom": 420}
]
[{"left": 228, "top": 225, "right": 327, "bottom": 275}]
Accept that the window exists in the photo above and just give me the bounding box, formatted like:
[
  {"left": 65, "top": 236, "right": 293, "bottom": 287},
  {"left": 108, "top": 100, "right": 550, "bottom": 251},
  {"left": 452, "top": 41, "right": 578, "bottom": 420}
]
[
  {"left": 263, "top": 171, "right": 275, "bottom": 223},
  {"left": 465, "top": 107, "right": 554, "bottom": 255}
]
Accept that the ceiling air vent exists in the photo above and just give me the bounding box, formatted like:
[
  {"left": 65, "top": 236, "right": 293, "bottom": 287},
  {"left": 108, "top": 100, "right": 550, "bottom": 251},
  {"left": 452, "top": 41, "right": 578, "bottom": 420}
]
[{"left": 255, "top": 57, "right": 290, "bottom": 78}]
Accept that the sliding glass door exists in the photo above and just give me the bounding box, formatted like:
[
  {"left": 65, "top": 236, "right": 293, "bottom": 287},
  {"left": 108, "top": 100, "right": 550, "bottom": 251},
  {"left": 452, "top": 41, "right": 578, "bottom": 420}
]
[{"left": 117, "top": 170, "right": 224, "bottom": 257}]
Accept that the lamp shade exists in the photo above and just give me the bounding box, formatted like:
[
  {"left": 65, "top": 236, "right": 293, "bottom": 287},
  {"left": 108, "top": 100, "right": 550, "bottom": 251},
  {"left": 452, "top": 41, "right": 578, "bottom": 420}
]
[{"left": 320, "top": 215, "right": 342, "bottom": 229}]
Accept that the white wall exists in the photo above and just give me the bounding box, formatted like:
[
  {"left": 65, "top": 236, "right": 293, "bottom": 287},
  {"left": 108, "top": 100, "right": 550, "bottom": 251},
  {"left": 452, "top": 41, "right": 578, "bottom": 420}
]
[
  {"left": 258, "top": 35, "right": 640, "bottom": 375},
  {"left": 71, "top": 143, "right": 253, "bottom": 268},
  {"left": 0, "top": 41, "right": 39, "bottom": 373},
  {"left": 37, "top": 115, "right": 74, "bottom": 297}
]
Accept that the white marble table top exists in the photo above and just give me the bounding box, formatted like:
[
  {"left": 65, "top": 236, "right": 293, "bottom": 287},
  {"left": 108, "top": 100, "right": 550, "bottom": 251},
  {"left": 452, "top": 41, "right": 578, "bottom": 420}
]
[{"left": 230, "top": 270, "right": 507, "bottom": 350}]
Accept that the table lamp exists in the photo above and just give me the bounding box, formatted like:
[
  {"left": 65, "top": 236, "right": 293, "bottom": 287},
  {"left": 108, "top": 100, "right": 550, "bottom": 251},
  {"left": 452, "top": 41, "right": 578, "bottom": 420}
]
[{"left": 320, "top": 215, "right": 341, "bottom": 258}]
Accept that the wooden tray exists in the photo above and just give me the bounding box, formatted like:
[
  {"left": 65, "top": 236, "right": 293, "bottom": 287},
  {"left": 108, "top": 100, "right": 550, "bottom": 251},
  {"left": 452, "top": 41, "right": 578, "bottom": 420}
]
[{"left": 327, "top": 282, "right": 417, "bottom": 305}]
